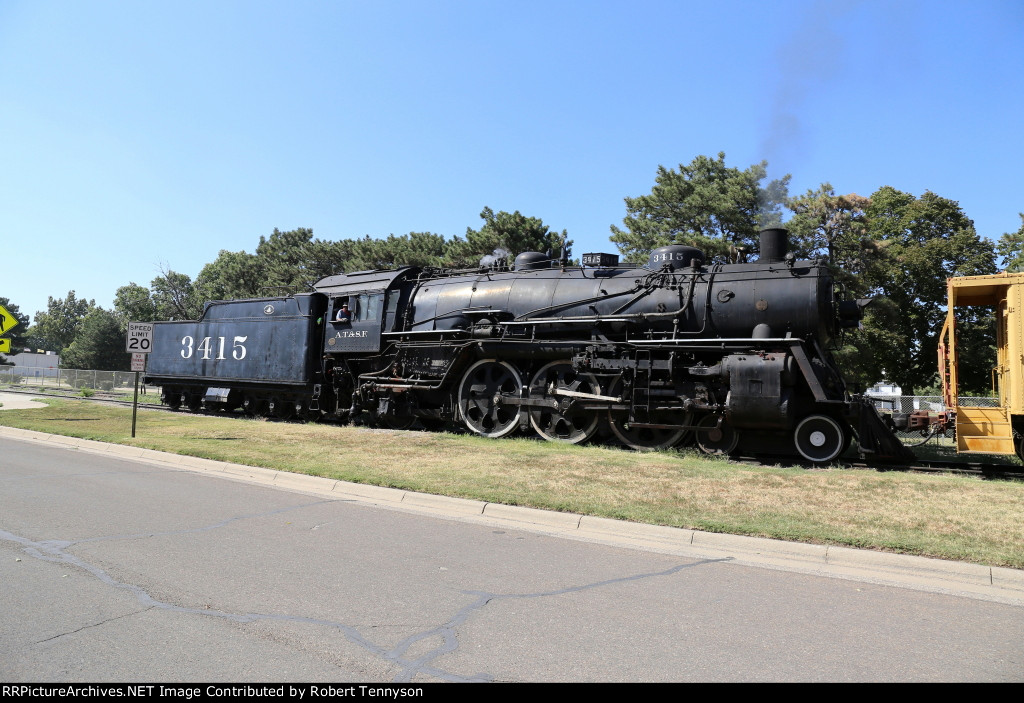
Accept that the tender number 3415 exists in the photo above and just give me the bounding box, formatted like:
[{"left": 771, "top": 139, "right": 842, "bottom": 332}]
[{"left": 180, "top": 336, "right": 248, "bottom": 360}]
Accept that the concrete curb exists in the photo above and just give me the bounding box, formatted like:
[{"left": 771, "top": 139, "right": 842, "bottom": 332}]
[
  {"left": 2, "top": 424, "right": 1022, "bottom": 605},
  {"left": 483, "top": 502, "right": 582, "bottom": 530},
  {"left": 332, "top": 481, "right": 407, "bottom": 504},
  {"left": 401, "top": 491, "right": 487, "bottom": 516}
]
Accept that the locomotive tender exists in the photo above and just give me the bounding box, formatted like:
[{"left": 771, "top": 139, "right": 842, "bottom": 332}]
[{"left": 145, "top": 228, "right": 909, "bottom": 463}]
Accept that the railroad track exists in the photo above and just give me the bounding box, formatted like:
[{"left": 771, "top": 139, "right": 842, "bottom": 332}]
[
  {"left": 5, "top": 387, "right": 1023, "bottom": 478},
  {"left": 912, "top": 461, "right": 1024, "bottom": 479},
  {"left": 730, "top": 453, "right": 1024, "bottom": 479}
]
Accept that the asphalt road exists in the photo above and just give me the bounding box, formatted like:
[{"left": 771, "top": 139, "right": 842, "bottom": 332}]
[{"left": 1, "top": 427, "right": 1022, "bottom": 682}]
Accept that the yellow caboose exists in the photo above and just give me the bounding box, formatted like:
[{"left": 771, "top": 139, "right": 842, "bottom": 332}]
[{"left": 939, "top": 271, "right": 1024, "bottom": 458}]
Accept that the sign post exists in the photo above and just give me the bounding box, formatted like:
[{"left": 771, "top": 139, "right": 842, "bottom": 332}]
[{"left": 126, "top": 323, "right": 154, "bottom": 438}]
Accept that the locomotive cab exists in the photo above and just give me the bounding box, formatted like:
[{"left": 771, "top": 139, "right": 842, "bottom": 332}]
[{"left": 315, "top": 268, "right": 416, "bottom": 354}]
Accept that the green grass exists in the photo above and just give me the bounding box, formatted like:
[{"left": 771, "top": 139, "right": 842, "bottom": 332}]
[{"left": 2, "top": 399, "right": 1023, "bottom": 569}]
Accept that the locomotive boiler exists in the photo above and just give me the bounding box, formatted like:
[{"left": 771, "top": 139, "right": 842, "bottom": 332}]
[{"left": 145, "top": 228, "right": 909, "bottom": 463}]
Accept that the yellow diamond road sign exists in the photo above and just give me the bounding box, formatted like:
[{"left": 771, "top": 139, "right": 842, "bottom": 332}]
[{"left": 0, "top": 303, "right": 19, "bottom": 336}]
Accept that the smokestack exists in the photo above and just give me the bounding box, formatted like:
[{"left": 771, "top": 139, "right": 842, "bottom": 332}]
[{"left": 759, "top": 228, "right": 788, "bottom": 264}]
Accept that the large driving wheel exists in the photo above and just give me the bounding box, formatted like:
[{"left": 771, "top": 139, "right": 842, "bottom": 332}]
[
  {"left": 606, "top": 379, "right": 688, "bottom": 451},
  {"left": 527, "top": 361, "right": 602, "bottom": 443},
  {"left": 458, "top": 359, "right": 523, "bottom": 438},
  {"left": 793, "top": 414, "right": 846, "bottom": 463},
  {"left": 696, "top": 414, "right": 739, "bottom": 455}
]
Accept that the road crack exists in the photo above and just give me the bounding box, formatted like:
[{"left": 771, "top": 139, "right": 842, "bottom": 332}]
[{"left": 35, "top": 606, "right": 156, "bottom": 644}]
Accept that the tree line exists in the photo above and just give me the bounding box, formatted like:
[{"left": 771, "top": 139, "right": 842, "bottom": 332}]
[{"left": 5, "top": 152, "right": 1024, "bottom": 395}]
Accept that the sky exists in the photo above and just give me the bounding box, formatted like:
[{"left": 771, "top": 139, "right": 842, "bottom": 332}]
[{"left": 1, "top": 0, "right": 1023, "bottom": 324}]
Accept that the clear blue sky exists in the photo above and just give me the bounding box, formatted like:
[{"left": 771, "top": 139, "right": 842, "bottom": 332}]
[{"left": 2, "top": 0, "right": 1022, "bottom": 323}]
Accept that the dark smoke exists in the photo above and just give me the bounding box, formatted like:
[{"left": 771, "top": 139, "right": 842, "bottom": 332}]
[{"left": 760, "top": 1, "right": 850, "bottom": 172}]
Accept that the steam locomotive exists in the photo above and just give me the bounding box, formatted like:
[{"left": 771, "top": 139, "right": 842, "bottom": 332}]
[{"left": 144, "top": 228, "right": 910, "bottom": 463}]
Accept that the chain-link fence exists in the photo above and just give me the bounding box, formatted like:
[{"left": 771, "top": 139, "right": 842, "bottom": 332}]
[
  {"left": 0, "top": 366, "right": 159, "bottom": 397},
  {"left": 863, "top": 394, "right": 1000, "bottom": 413}
]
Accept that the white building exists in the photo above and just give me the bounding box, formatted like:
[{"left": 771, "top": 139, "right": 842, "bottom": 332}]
[{"left": 6, "top": 351, "right": 60, "bottom": 377}]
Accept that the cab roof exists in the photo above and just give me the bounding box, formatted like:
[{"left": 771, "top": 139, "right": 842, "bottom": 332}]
[{"left": 313, "top": 268, "right": 417, "bottom": 296}]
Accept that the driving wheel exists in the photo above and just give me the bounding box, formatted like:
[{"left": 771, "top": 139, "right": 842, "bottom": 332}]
[
  {"left": 606, "top": 379, "right": 688, "bottom": 451},
  {"left": 527, "top": 361, "right": 602, "bottom": 443},
  {"left": 458, "top": 359, "right": 523, "bottom": 438}
]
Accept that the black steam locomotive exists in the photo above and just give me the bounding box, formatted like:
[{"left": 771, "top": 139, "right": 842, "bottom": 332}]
[{"left": 145, "top": 228, "right": 909, "bottom": 463}]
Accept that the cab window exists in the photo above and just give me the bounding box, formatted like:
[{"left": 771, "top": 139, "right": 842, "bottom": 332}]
[
  {"left": 332, "top": 299, "right": 350, "bottom": 322},
  {"left": 354, "top": 293, "right": 382, "bottom": 322}
]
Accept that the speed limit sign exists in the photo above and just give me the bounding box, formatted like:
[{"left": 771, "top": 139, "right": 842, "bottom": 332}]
[{"left": 126, "top": 322, "right": 154, "bottom": 353}]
